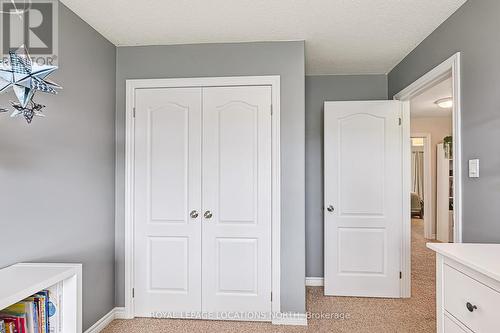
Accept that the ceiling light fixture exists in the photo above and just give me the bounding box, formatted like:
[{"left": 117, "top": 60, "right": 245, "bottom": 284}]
[
  {"left": 411, "top": 138, "right": 424, "bottom": 147},
  {"left": 435, "top": 97, "right": 453, "bottom": 109}
]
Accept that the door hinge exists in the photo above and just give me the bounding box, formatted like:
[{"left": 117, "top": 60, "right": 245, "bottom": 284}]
[
  {"left": 398, "top": 117, "right": 402, "bottom": 126},
  {"left": 133, "top": 107, "right": 136, "bottom": 118},
  {"left": 399, "top": 271, "right": 402, "bottom": 279},
  {"left": 270, "top": 104, "right": 273, "bottom": 116},
  {"left": 132, "top": 288, "right": 135, "bottom": 298}
]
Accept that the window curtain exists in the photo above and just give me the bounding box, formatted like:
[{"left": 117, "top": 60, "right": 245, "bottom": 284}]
[{"left": 411, "top": 151, "right": 424, "bottom": 201}]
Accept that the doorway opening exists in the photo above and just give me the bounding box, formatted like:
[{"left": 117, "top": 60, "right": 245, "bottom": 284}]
[
  {"left": 410, "top": 75, "right": 454, "bottom": 244},
  {"left": 394, "top": 53, "right": 462, "bottom": 297},
  {"left": 406, "top": 76, "right": 453, "bottom": 308}
]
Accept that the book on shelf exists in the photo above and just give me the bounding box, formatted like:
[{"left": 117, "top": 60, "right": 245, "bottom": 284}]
[
  {"left": 0, "top": 282, "right": 63, "bottom": 333},
  {"left": 0, "top": 307, "right": 28, "bottom": 333},
  {"left": 46, "top": 283, "right": 62, "bottom": 333},
  {"left": 1, "top": 319, "right": 16, "bottom": 333}
]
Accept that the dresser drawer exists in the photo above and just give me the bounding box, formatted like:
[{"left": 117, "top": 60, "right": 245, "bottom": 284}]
[
  {"left": 444, "top": 314, "right": 472, "bottom": 333},
  {"left": 443, "top": 264, "right": 500, "bottom": 332}
]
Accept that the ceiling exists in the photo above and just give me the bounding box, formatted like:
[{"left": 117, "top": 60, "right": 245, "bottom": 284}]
[
  {"left": 410, "top": 77, "right": 453, "bottom": 118},
  {"left": 60, "top": 0, "right": 467, "bottom": 75}
]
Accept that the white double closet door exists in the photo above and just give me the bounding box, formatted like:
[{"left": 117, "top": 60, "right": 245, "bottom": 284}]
[{"left": 133, "top": 85, "right": 272, "bottom": 319}]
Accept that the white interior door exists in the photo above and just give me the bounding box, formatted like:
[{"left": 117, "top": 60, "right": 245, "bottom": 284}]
[
  {"left": 202, "top": 86, "right": 272, "bottom": 317},
  {"left": 324, "top": 101, "right": 403, "bottom": 298},
  {"left": 134, "top": 87, "right": 202, "bottom": 316}
]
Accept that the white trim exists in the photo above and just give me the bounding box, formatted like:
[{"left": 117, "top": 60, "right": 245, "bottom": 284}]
[
  {"left": 113, "top": 307, "right": 127, "bottom": 319},
  {"left": 84, "top": 307, "right": 308, "bottom": 331},
  {"left": 400, "top": 101, "right": 411, "bottom": 298},
  {"left": 124, "top": 76, "right": 281, "bottom": 320},
  {"left": 272, "top": 313, "right": 308, "bottom": 326},
  {"left": 84, "top": 308, "right": 117, "bottom": 333},
  {"left": 84, "top": 307, "right": 126, "bottom": 333},
  {"left": 394, "top": 52, "right": 463, "bottom": 298},
  {"left": 411, "top": 132, "right": 433, "bottom": 239},
  {"left": 124, "top": 77, "right": 135, "bottom": 319},
  {"left": 305, "top": 277, "right": 324, "bottom": 286}
]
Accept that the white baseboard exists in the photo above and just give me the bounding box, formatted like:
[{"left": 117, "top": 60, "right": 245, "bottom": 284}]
[
  {"left": 84, "top": 307, "right": 126, "bottom": 333},
  {"left": 305, "top": 277, "right": 324, "bottom": 286},
  {"left": 272, "top": 313, "right": 308, "bottom": 326},
  {"left": 113, "top": 307, "right": 127, "bottom": 319},
  {"left": 86, "top": 307, "right": 307, "bottom": 329}
]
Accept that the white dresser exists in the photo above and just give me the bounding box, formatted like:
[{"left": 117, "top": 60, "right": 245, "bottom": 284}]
[{"left": 427, "top": 243, "right": 500, "bottom": 333}]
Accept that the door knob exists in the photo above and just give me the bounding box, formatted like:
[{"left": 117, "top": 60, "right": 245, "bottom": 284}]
[
  {"left": 190, "top": 210, "right": 199, "bottom": 218},
  {"left": 326, "top": 205, "right": 335, "bottom": 213},
  {"left": 204, "top": 210, "right": 213, "bottom": 219}
]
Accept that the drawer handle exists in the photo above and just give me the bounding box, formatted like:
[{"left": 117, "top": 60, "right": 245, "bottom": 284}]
[{"left": 466, "top": 302, "right": 477, "bottom": 312}]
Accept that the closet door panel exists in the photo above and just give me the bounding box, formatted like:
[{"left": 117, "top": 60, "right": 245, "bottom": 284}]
[
  {"left": 218, "top": 105, "right": 256, "bottom": 222},
  {"left": 202, "top": 86, "right": 272, "bottom": 317},
  {"left": 134, "top": 87, "right": 202, "bottom": 317}
]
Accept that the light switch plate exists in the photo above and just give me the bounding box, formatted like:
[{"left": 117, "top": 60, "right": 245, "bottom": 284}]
[{"left": 469, "top": 159, "right": 480, "bottom": 178}]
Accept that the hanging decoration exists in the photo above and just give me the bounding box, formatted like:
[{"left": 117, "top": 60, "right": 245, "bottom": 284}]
[
  {"left": 0, "top": 45, "right": 61, "bottom": 124},
  {"left": 10, "top": 100, "right": 46, "bottom": 124}
]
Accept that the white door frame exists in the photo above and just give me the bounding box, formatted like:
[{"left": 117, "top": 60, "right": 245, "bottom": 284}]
[
  {"left": 394, "top": 53, "right": 462, "bottom": 297},
  {"left": 411, "top": 133, "right": 433, "bottom": 239},
  {"left": 123, "top": 76, "right": 281, "bottom": 319}
]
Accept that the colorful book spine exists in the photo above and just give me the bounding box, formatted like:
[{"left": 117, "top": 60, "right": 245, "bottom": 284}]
[
  {"left": 0, "top": 316, "right": 26, "bottom": 333},
  {"left": 36, "top": 291, "right": 50, "bottom": 333},
  {"left": 0, "top": 319, "right": 5, "bottom": 333},
  {"left": 46, "top": 283, "right": 62, "bottom": 333},
  {"left": 32, "top": 300, "right": 40, "bottom": 333},
  {"left": 34, "top": 300, "right": 39, "bottom": 332},
  {"left": 4, "top": 322, "right": 14, "bottom": 333},
  {"left": 11, "top": 298, "right": 34, "bottom": 333}
]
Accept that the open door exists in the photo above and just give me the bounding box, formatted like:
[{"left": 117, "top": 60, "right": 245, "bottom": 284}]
[{"left": 324, "top": 101, "right": 403, "bottom": 298}]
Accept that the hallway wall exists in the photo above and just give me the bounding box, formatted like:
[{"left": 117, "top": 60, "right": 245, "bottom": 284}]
[{"left": 411, "top": 117, "right": 452, "bottom": 236}]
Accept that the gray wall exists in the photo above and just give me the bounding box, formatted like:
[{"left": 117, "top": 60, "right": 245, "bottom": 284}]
[
  {"left": 0, "top": 4, "right": 116, "bottom": 331},
  {"left": 115, "top": 41, "right": 306, "bottom": 312},
  {"left": 388, "top": 0, "right": 500, "bottom": 243},
  {"left": 305, "top": 75, "right": 388, "bottom": 277}
]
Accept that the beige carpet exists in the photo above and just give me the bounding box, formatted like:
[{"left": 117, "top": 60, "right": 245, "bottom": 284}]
[{"left": 102, "top": 219, "right": 438, "bottom": 333}]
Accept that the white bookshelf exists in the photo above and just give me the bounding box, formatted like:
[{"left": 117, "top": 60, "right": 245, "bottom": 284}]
[
  {"left": 0, "top": 263, "right": 82, "bottom": 333},
  {"left": 437, "top": 143, "right": 454, "bottom": 242}
]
